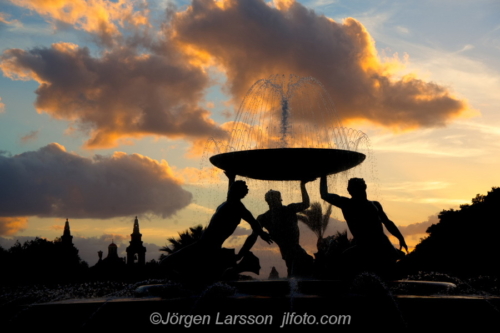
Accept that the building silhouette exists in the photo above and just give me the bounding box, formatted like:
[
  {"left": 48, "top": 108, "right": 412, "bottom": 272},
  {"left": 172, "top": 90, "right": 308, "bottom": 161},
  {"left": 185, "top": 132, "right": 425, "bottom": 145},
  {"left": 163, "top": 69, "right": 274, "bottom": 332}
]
[
  {"left": 100, "top": 240, "right": 124, "bottom": 264},
  {"left": 107, "top": 240, "right": 120, "bottom": 260},
  {"left": 57, "top": 216, "right": 149, "bottom": 277},
  {"left": 93, "top": 239, "right": 126, "bottom": 273},
  {"left": 58, "top": 218, "right": 80, "bottom": 260},
  {"left": 126, "top": 216, "right": 146, "bottom": 266},
  {"left": 61, "top": 218, "right": 74, "bottom": 247}
]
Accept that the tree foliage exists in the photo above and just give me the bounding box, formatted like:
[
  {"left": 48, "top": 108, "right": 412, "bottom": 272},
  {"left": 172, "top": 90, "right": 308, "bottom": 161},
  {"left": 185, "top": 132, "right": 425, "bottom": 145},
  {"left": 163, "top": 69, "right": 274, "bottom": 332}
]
[
  {"left": 1, "top": 237, "right": 88, "bottom": 284},
  {"left": 159, "top": 225, "right": 205, "bottom": 259},
  {"left": 297, "top": 202, "right": 332, "bottom": 249},
  {"left": 403, "top": 187, "right": 500, "bottom": 277}
]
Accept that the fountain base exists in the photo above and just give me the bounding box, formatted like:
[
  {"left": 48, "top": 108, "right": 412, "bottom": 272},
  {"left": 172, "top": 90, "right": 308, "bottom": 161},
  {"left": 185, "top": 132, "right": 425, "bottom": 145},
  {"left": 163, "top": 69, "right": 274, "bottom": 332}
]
[{"left": 10, "top": 280, "right": 500, "bottom": 330}]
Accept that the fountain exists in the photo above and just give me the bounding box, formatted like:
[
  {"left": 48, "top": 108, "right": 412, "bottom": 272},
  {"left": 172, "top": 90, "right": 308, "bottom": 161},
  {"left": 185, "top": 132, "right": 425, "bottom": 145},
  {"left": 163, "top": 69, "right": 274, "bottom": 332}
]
[
  {"left": 210, "top": 74, "right": 366, "bottom": 180},
  {"left": 206, "top": 74, "right": 369, "bottom": 290}
]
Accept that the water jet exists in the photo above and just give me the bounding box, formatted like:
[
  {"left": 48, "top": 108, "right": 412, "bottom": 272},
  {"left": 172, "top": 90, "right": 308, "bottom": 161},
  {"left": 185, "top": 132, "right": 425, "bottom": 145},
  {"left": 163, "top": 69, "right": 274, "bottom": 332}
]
[{"left": 210, "top": 74, "right": 367, "bottom": 180}]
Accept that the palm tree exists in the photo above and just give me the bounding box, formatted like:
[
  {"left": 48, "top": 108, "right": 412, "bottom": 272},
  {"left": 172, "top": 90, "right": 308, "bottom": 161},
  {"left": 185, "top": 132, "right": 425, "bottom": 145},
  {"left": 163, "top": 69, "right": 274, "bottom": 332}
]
[
  {"left": 297, "top": 202, "right": 333, "bottom": 251},
  {"left": 322, "top": 230, "right": 354, "bottom": 254},
  {"left": 159, "top": 225, "right": 206, "bottom": 260}
]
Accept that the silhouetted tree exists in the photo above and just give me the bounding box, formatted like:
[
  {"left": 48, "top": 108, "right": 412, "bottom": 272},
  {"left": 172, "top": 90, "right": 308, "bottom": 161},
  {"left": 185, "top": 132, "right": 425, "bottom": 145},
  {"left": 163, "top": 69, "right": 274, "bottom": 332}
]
[
  {"left": 314, "top": 230, "right": 355, "bottom": 278},
  {"left": 0, "top": 244, "right": 7, "bottom": 266},
  {"left": 402, "top": 187, "right": 500, "bottom": 277},
  {"left": 297, "top": 202, "right": 332, "bottom": 252},
  {"left": 159, "top": 225, "right": 206, "bottom": 260},
  {"left": 322, "top": 231, "right": 355, "bottom": 254},
  {"left": 1, "top": 237, "right": 88, "bottom": 284}
]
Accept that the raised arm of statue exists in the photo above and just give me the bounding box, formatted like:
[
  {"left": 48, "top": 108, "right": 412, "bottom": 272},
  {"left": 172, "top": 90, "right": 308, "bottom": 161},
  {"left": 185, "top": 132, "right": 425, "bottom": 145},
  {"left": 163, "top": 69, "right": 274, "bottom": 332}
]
[
  {"left": 320, "top": 175, "right": 344, "bottom": 207},
  {"left": 301, "top": 179, "right": 311, "bottom": 206},
  {"left": 224, "top": 171, "right": 236, "bottom": 191},
  {"left": 290, "top": 180, "right": 311, "bottom": 212}
]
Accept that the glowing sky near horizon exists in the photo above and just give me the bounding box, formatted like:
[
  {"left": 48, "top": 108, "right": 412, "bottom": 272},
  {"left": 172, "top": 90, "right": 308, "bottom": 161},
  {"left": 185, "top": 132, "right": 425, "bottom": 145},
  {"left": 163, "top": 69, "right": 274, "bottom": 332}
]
[{"left": 0, "top": 0, "right": 499, "bottom": 276}]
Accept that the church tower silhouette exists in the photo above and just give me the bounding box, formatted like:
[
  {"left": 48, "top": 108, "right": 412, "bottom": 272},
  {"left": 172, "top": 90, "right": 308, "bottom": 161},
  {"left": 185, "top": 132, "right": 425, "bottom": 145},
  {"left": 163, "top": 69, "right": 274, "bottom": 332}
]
[
  {"left": 61, "top": 218, "right": 74, "bottom": 247},
  {"left": 126, "top": 216, "right": 146, "bottom": 265}
]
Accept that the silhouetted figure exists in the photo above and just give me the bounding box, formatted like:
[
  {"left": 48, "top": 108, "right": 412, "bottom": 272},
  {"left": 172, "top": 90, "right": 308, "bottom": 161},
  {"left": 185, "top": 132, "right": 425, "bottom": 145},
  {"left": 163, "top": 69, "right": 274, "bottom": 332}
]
[
  {"left": 320, "top": 176, "right": 407, "bottom": 278},
  {"left": 161, "top": 172, "right": 272, "bottom": 284},
  {"left": 257, "top": 180, "right": 314, "bottom": 277}
]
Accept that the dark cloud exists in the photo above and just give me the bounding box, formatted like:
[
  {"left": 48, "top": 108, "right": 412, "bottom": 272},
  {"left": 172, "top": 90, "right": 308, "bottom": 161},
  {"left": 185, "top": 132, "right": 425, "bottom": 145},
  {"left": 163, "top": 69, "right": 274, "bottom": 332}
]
[
  {"left": 171, "top": 0, "right": 469, "bottom": 129},
  {"left": 0, "top": 236, "right": 36, "bottom": 249},
  {"left": 73, "top": 234, "right": 127, "bottom": 266},
  {"left": 398, "top": 215, "right": 439, "bottom": 237},
  {"left": 0, "top": 143, "right": 192, "bottom": 219},
  {"left": 0, "top": 42, "right": 226, "bottom": 148}
]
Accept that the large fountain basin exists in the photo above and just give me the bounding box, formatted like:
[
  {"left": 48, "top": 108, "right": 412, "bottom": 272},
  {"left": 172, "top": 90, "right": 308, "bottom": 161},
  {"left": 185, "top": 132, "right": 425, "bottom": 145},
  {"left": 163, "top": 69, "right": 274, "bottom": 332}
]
[
  {"left": 210, "top": 148, "right": 365, "bottom": 181},
  {"left": 9, "top": 281, "right": 500, "bottom": 330}
]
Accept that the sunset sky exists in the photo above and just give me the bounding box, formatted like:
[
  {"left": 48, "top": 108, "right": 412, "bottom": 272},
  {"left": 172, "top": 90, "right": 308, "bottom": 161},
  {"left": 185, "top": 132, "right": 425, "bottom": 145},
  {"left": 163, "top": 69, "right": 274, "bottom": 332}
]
[{"left": 1, "top": 0, "right": 499, "bottom": 277}]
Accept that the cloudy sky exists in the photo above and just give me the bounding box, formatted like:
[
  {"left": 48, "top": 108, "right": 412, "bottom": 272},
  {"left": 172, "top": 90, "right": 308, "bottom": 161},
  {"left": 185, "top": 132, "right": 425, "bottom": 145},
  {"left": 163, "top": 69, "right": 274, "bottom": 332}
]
[{"left": 1, "top": 0, "right": 499, "bottom": 276}]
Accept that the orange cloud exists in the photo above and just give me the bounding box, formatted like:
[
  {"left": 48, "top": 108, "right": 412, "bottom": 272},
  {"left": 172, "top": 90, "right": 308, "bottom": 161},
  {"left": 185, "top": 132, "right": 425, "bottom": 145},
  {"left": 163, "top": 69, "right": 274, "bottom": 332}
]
[
  {"left": 20, "top": 130, "right": 39, "bottom": 143},
  {"left": 0, "top": 216, "right": 28, "bottom": 236},
  {"left": 100, "top": 233, "right": 127, "bottom": 243},
  {"left": 0, "top": 12, "right": 21, "bottom": 26},
  {"left": 1, "top": 0, "right": 472, "bottom": 153},
  {"left": 9, "top": 0, "right": 149, "bottom": 44},
  {"left": 398, "top": 215, "right": 439, "bottom": 237},
  {"left": 174, "top": 166, "right": 224, "bottom": 185},
  {"left": 171, "top": 0, "right": 470, "bottom": 130},
  {"left": 50, "top": 224, "right": 64, "bottom": 231},
  {"left": 0, "top": 43, "right": 227, "bottom": 149}
]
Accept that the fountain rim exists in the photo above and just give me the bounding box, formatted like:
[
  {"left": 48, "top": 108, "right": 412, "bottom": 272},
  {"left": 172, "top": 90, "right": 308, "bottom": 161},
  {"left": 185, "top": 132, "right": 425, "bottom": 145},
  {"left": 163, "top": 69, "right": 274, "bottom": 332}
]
[{"left": 210, "top": 147, "right": 366, "bottom": 181}]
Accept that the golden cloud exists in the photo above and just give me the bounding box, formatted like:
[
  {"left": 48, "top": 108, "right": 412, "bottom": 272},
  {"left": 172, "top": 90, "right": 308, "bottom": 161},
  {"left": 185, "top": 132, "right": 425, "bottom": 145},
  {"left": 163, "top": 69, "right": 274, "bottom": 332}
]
[
  {"left": 171, "top": 0, "right": 471, "bottom": 130},
  {"left": 49, "top": 224, "right": 64, "bottom": 231},
  {"left": 2, "top": 0, "right": 473, "bottom": 153},
  {"left": 0, "top": 216, "right": 28, "bottom": 236},
  {"left": 10, "top": 0, "right": 149, "bottom": 44},
  {"left": 0, "top": 43, "right": 227, "bottom": 148},
  {"left": 0, "top": 11, "right": 21, "bottom": 26}
]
